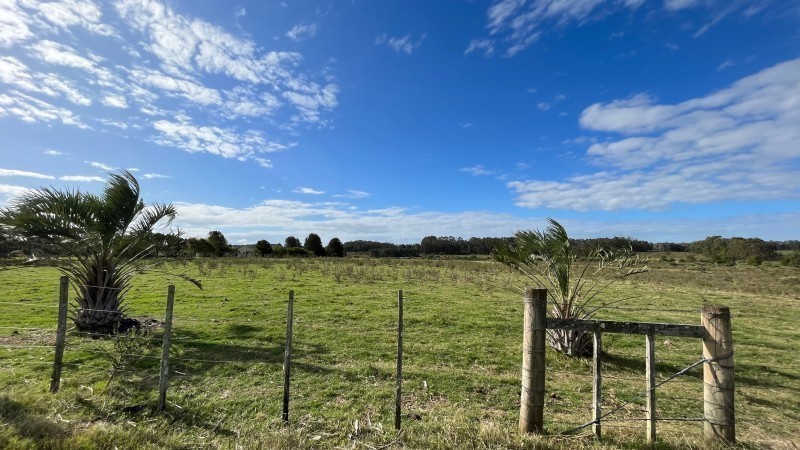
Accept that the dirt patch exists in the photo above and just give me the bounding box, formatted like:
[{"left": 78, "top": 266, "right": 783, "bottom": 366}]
[{"left": 0, "top": 329, "right": 56, "bottom": 346}]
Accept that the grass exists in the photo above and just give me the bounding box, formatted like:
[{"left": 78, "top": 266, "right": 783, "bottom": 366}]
[{"left": 0, "top": 256, "right": 798, "bottom": 449}]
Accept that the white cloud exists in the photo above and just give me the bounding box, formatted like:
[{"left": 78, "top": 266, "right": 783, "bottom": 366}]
[
  {"left": 222, "top": 87, "right": 281, "bottom": 119},
  {"left": 461, "top": 165, "right": 494, "bottom": 176},
  {"left": 0, "top": 168, "right": 54, "bottom": 179},
  {"left": 664, "top": 0, "right": 705, "bottom": 11},
  {"left": 481, "top": 0, "right": 772, "bottom": 57},
  {"left": 293, "top": 187, "right": 325, "bottom": 195},
  {"left": 282, "top": 83, "right": 338, "bottom": 124},
  {"left": 717, "top": 58, "right": 734, "bottom": 71},
  {"left": 510, "top": 58, "right": 800, "bottom": 211},
  {"left": 0, "top": 184, "right": 32, "bottom": 207},
  {"left": 0, "top": 1, "right": 35, "bottom": 47},
  {"left": 152, "top": 118, "right": 286, "bottom": 160},
  {"left": 0, "top": 0, "right": 338, "bottom": 170},
  {"left": 36, "top": 0, "right": 117, "bottom": 36},
  {"left": 0, "top": 56, "right": 91, "bottom": 106},
  {"left": 537, "top": 102, "right": 551, "bottom": 110},
  {"left": 172, "top": 199, "right": 532, "bottom": 243},
  {"left": 27, "top": 40, "right": 120, "bottom": 87},
  {"left": 116, "top": 0, "right": 306, "bottom": 85},
  {"left": 254, "top": 157, "right": 273, "bottom": 169},
  {"left": 98, "top": 118, "right": 129, "bottom": 129},
  {"left": 0, "top": 90, "right": 88, "bottom": 128},
  {"left": 464, "top": 38, "right": 495, "bottom": 56},
  {"left": 142, "top": 173, "right": 170, "bottom": 179},
  {"left": 375, "top": 33, "right": 426, "bottom": 54},
  {"left": 101, "top": 94, "right": 128, "bottom": 108},
  {"left": 170, "top": 197, "right": 799, "bottom": 244},
  {"left": 131, "top": 67, "right": 221, "bottom": 106},
  {"left": 44, "top": 149, "right": 63, "bottom": 156},
  {"left": 286, "top": 23, "right": 318, "bottom": 42},
  {"left": 87, "top": 161, "right": 114, "bottom": 171},
  {"left": 333, "top": 189, "right": 371, "bottom": 199},
  {"left": 60, "top": 175, "right": 105, "bottom": 182}
]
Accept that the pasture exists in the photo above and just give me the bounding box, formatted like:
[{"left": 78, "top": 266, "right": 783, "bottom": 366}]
[{"left": 1, "top": 256, "right": 798, "bottom": 449}]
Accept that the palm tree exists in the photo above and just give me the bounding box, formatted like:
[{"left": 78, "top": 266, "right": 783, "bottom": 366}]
[
  {"left": 0, "top": 171, "right": 177, "bottom": 332},
  {"left": 492, "top": 219, "right": 648, "bottom": 357}
]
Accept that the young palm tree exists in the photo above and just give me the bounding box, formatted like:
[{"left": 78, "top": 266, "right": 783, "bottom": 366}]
[
  {"left": 0, "top": 171, "right": 177, "bottom": 332},
  {"left": 492, "top": 219, "right": 648, "bottom": 357}
]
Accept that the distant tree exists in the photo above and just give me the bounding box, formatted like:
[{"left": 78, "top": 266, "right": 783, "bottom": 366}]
[
  {"left": 782, "top": 250, "right": 800, "bottom": 267},
  {"left": 272, "top": 244, "right": 286, "bottom": 257},
  {"left": 187, "top": 237, "right": 213, "bottom": 256},
  {"left": 149, "top": 232, "right": 186, "bottom": 258},
  {"left": 207, "top": 231, "right": 230, "bottom": 257},
  {"left": 285, "top": 236, "right": 301, "bottom": 248},
  {"left": 304, "top": 233, "right": 326, "bottom": 256},
  {"left": 326, "top": 237, "right": 345, "bottom": 257},
  {"left": 420, "top": 236, "right": 439, "bottom": 254},
  {"left": 286, "top": 247, "right": 310, "bottom": 257},
  {"left": 255, "top": 239, "right": 273, "bottom": 257}
]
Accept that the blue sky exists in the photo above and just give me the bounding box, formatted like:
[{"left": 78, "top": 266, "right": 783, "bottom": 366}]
[{"left": 1, "top": 0, "right": 798, "bottom": 244}]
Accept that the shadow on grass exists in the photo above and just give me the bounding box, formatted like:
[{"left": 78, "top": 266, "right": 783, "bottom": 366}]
[
  {"left": 601, "top": 353, "right": 704, "bottom": 381},
  {"left": 168, "top": 329, "right": 334, "bottom": 376},
  {"left": 0, "top": 396, "right": 69, "bottom": 445}
]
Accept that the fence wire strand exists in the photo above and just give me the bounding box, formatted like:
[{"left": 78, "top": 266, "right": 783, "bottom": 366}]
[{"left": 561, "top": 355, "right": 715, "bottom": 435}]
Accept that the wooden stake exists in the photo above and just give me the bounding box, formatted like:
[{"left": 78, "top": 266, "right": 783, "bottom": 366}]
[
  {"left": 702, "top": 305, "right": 735, "bottom": 443},
  {"left": 395, "top": 289, "right": 403, "bottom": 430},
  {"left": 592, "top": 331, "right": 602, "bottom": 438},
  {"left": 645, "top": 332, "right": 656, "bottom": 443},
  {"left": 157, "top": 285, "right": 175, "bottom": 411},
  {"left": 282, "top": 290, "right": 295, "bottom": 424},
  {"left": 520, "top": 287, "right": 547, "bottom": 433},
  {"left": 50, "top": 276, "right": 69, "bottom": 393}
]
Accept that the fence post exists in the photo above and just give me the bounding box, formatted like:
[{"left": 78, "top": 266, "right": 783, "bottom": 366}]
[
  {"left": 592, "top": 331, "right": 602, "bottom": 438},
  {"left": 395, "top": 289, "right": 403, "bottom": 430},
  {"left": 520, "top": 287, "right": 546, "bottom": 433},
  {"left": 50, "top": 276, "right": 69, "bottom": 393},
  {"left": 645, "top": 332, "right": 656, "bottom": 443},
  {"left": 157, "top": 284, "right": 175, "bottom": 411},
  {"left": 702, "top": 305, "right": 735, "bottom": 443},
  {"left": 282, "top": 290, "right": 295, "bottom": 424}
]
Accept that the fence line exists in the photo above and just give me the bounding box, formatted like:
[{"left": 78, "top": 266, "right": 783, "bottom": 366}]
[
  {"left": 0, "top": 279, "right": 745, "bottom": 446},
  {"left": 0, "top": 326, "right": 57, "bottom": 331},
  {"left": 0, "top": 344, "right": 56, "bottom": 349}
]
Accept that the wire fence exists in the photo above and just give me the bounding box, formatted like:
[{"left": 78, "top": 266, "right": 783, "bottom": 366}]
[{"left": 0, "top": 282, "right": 768, "bottom": 445}]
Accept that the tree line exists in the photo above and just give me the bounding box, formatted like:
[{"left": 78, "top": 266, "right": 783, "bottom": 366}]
[{"left": 3, "top": 226, "right": 798, "bottom": 266}]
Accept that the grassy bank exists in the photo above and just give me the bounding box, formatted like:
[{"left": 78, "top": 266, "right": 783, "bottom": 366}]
[{"left": 1, "top": 257, "right": 798, "bottom": 449}]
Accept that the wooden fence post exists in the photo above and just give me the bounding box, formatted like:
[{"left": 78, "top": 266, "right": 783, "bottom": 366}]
[
  {"left": 702, "top": 305, "right": 735, "bottom": 443},
  {"left": 395, "top": 289, "right": 403, "bottom": 430},
  {"left": 50, "top": 276, "right": 69, "bottom": 393},
  {"left": 282, "top": 290, "right": 295, "bottom": 424},
  {"left": 520, "top": 287, "right": 547, "bottom": 433},
  {"left": 157, "top": 285, "right": 175, "bottom": 411},
  {"left": 645, "top": 333, "right": 656, "bottom": 443},
  {"left": 592, "top": 331, "right": 602, "bottom": 438}
]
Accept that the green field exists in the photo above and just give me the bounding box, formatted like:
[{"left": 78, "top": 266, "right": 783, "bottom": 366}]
[{"left": 1, "top": 257, "right": 798, "bottom": 449}]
